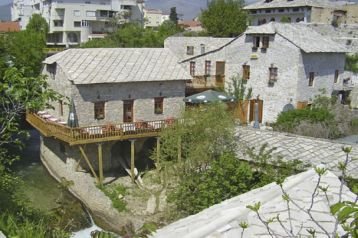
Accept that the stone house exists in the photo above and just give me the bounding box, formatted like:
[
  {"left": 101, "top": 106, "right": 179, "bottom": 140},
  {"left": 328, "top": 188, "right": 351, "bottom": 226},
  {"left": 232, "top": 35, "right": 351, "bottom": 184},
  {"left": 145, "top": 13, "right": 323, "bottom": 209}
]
[
  {"left": 244, "top": 0, "right": 358, "bottom": 26},
  {"left": 43, "top": 48, "right": 191, "bottom": 126},
  {"left": 165, "top": 23, "right": 348, "bottom": 123}
]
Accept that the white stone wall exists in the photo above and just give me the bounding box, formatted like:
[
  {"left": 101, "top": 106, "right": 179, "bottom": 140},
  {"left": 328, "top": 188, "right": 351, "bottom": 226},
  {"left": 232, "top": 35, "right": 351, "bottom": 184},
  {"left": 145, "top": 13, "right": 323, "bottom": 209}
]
[
  {"left": 297, "top": 52, "right": 346, "bottom": 101},
  {"left": 180, "top": 34, "right": 302, "bottom": 122},
  {"left": 46, "top": 72, "right": 185, "bottom": 126}
]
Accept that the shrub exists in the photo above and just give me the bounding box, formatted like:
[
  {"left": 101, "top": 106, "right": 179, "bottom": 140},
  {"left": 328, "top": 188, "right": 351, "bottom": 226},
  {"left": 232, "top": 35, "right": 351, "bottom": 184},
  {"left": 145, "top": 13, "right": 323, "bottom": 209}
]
[{"left": 100, "top": 184, "right": 127, "bottom": 212}]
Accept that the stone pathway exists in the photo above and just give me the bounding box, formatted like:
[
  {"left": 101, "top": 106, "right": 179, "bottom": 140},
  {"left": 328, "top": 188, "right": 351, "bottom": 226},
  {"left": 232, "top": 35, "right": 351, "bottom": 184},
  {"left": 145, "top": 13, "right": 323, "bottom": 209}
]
[{"left": 235, "top": 127, "right": 358, "bottom": 179}]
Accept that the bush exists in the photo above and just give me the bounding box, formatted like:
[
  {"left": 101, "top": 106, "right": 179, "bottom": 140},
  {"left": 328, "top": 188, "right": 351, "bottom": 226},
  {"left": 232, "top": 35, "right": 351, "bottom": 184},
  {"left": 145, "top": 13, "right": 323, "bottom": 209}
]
[{"left": 101, "top": 184, "right": 127, "bottom": 212}]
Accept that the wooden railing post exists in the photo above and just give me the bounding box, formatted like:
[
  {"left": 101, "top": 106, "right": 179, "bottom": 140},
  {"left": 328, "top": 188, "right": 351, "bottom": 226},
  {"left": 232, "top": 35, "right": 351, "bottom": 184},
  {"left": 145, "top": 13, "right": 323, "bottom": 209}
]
[{"left": 130, "top": 139, "right": 136, "bottom": 183}]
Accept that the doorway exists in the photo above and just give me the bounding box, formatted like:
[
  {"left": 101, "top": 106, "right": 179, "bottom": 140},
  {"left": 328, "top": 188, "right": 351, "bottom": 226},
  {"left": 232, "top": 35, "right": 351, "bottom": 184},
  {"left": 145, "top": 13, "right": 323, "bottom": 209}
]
[
  {"left": 249, "top": 99, "right": 263, "bottom": 123},
  {"left": 123, "top": 100, "right": 134, "bottom": 122}
]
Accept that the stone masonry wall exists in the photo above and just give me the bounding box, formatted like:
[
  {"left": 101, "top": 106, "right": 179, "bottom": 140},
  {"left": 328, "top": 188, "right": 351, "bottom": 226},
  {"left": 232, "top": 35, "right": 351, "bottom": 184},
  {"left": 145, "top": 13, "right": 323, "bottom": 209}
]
[{"left": 297, "top": 52, "right": 346, "bottom": 102}]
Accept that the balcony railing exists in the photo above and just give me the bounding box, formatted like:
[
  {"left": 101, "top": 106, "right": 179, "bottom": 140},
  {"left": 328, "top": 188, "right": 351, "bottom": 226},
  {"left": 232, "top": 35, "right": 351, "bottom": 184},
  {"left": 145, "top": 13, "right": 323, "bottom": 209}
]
[
  {"left": 186, "top": 75, "right": 225, "bottom": 89},
  {"left": 26, "top": 113, "right": 175, "bottom": 145}
]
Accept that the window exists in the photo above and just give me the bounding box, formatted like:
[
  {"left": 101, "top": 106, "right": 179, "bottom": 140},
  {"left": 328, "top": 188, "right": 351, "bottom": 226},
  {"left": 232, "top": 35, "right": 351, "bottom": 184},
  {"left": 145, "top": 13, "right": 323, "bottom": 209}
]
[
  {"left": 53, "top": 20, "right": 63, "bottom": 27},
  {"left": 262, "top": 36, "right": 269, "bottom": 49},
  {"left": 269, "top": 66, "right": 278, "bottom": 80},
  {"left": 205, "top": 60, "right": 211, "bottom": 75},
  {"left": 243, "top": 65, "right": 250, "bottom": 80},
  {"left": 73, "top": 10, "right": 80, "bottom": 17},
  {"left": 154, "top": 97, "right": 164, "bottom": 114},
  {"left": 278, "top": 9, "right": 284, "bottom": 12},
  {"left": 334, "top": 70, "right": 339, "bottom": 83},
  {"left": 265, "top": 9, "right": 271, "bottom": 13},
  {"left": 47, "top": 63, "right": 56, "bottom": 78},
  {"left": 190, "top": 61, "right": 195, "bottom": 76},
  {"left": 81, "top": 20, "right": 89, "bottom": 27},
  {"left": 200, "top": 44, "right": 205, "bottom": 54},
  {"left": 123, "top": 100, "right": 133, "bottom": 122},
  {"left": 253, "top": 36, "right": 260, "bottom": 48},
  {"left": 86, "top": 11, "right": 96, "bottom": 17},
  {"left": 293, "top": 8, "right": 299, "bottom": 12},
  {"left": 99, "top": 10, "right": 108, "bottom": 17},
  {"left": 74, "top": 21, "right": 81, "bottom": 27},
  {"left": 187, "top": 46, "right": 194, "bottom": 55},
  {"left": 94, "top": 102, "right": 105, "bottom": 120},
  {"left": 59, "top": 100, "right": 63, "bottom": 116},
  {"left": 308, "top": 72, "right": 314, "bottom": 86}
]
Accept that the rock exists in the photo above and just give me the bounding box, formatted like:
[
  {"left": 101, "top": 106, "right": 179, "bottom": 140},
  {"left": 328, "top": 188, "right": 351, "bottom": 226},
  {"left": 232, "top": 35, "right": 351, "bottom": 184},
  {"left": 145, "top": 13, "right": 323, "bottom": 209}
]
[
  {"left": 118, "top": 194, "right": 123, "bottom": 200},
  {"left": 145, "top": 195, "right": 156, "bottom": 214},
  {"left": 158, "top": 190, "right": 167, "bottom": 212},
  {"left": 0, "top": 231, "right": 6, "bottom": 238}
]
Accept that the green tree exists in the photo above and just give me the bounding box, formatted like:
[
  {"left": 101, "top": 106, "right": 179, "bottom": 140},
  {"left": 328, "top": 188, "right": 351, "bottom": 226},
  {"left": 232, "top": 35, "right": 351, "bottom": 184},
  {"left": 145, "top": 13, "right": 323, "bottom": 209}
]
[
  {"left": 280, "top": 16, "right": 291, "bottom": 23},
  {"left": 200, "top": 0, "right": 247, "bottom": 37},
  {"left": 26, "top": 14, "right": 49, "bottom": 37},
  {"left": 169, "top": 7, "right": 178, "bottom": 25},
  {"left": 345, "top": 54, "right": 358, "bottom": 73}
]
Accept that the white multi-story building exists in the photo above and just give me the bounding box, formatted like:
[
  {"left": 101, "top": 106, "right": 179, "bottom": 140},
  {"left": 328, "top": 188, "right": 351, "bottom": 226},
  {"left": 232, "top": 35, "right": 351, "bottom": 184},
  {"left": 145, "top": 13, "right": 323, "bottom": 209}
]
[
  {"left": 12, "top": 0, "right": 145, "bottom": 46},
  {"left": 143, "top": 8, "right": 169, "bottom": 28}
]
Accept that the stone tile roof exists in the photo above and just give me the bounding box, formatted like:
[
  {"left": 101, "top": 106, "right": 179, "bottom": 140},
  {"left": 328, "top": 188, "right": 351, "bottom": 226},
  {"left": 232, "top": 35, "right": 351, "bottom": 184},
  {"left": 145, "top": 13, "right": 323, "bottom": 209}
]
[
  {"left": 236, "top": 126, "right": 358, "bottom": 179},
  {"left": 43, "top": 48, "right": 192, "bottom": 85},
  {"left": 244, "top": 0, "right": 352, "bottom": 10},
  {"left": 246, "top": 22, "right": 349, "bottom": 53},
  {"left": 153, "top": 169, "right": 356, "bottom": 238},
  {"left": 0, "top": 21, "right": 20, "bottom": 32}
]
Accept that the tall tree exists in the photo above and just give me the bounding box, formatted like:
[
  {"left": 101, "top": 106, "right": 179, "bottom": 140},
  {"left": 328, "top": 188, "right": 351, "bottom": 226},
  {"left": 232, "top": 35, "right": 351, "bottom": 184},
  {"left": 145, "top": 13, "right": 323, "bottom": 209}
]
[
  {"left": 200, "top": 0, "right": 247, "bottom": 37},
  {"left": 26, "top": 14, "right": 49, "bottom": 37},
  {"left": 169, "top": 7, "right": 178, "bottom": 25}
]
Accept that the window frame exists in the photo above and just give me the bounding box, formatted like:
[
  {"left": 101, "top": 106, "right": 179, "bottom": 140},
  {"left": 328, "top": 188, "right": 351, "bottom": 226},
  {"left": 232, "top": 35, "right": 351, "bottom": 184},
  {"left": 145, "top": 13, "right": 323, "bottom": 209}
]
[
  {"left": 262, "top": 36, "right": 270, "bottom": 49},
  {"left": 308, "top": 72, "right": 315, "bottom": 87},
  {"left": 269, "top": 66, "right": 278, "bottom": 81},
  {"left": 253, "top": 36, "right": 260, "bottom": 48},
  {"left": 205, "top": 60, "right": 211, "bottom": 76},
  {"left": 94, "top": 101, "right": 105, "bottom": 120},
  {"left": 190, "top": 61, "right": 196, "bottom": 76},
  {"left": 243, "top": 65, "right": 250, "bottom": 80},
  {"left": 154, "top": 97, "right": 164, "bottom": 115},
  {"left": 187, "top": 46, "right": 194, "bottom": 55}
]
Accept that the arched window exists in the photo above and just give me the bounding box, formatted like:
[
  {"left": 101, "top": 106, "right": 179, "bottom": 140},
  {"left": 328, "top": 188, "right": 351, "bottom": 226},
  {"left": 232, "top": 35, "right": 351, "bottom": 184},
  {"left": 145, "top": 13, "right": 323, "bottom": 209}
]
[
  {"left": 270, "top": 17, "right": 275, "bottom": 22},
  {"left": 296, "top": 17, "right": 301, "bottom": 22}
]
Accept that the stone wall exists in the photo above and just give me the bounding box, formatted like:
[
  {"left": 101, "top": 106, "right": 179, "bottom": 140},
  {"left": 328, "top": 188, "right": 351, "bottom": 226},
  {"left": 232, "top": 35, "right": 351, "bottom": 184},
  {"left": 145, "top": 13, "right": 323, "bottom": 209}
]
[
  {"left": 297, "top": 52, "right": 346, "bottom": 101},
  {"left": 44, "top": 65, "right": 186, "bottom": 126}
]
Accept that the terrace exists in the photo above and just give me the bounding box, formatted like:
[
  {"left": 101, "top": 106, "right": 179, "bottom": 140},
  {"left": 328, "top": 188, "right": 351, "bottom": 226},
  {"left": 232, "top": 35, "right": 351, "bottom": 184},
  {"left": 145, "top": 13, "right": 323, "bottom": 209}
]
[{"left": 26, "top": 112, "right": 175, "bottom": 146}]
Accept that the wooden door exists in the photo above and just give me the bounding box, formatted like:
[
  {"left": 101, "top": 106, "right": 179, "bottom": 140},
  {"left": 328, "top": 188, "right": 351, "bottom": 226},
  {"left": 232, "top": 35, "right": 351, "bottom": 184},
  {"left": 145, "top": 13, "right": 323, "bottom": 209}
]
[
  {"left": 249, "top": 99, "right": 263, "bottom": 123},
  {"left": 123, "top": 100, "right": 134, "bottom": 122},
  {"left": 215, "top": 61, "right": 225, "bottom": 86}
]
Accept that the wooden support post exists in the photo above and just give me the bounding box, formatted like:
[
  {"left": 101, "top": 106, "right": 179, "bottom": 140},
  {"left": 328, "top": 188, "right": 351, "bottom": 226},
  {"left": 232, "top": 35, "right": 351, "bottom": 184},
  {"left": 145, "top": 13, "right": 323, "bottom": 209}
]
[
  {"left": 156, "top": 137, "right": 160, "bottom": 168},
  {"left": 79, "top": 146, "right": 99, "bottom": 184},
  {"left": 130, "top": 140, "right": 135, "bottom": 183},
  {"left": 177, "top": 137, "right": 182, "bottom": 163},
  {"left": 98, "top": 143, "right": 103, "bottom": 185}
]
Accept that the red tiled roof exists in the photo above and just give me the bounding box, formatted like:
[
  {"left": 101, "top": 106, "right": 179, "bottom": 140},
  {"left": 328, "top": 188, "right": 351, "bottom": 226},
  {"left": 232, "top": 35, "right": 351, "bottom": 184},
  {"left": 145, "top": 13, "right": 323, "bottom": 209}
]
[
  {"left": 178, "top": 20, "right": 202, "bottom": 28},
  {"left": 0, "top": 21, "right": 20, "bottom": 32}
]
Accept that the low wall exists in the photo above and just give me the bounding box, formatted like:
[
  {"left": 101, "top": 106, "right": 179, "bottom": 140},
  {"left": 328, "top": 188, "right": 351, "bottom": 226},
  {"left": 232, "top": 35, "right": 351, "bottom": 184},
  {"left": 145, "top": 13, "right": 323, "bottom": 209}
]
[{"left": 40, "top": 137, "right": 141, "bottom": 233}]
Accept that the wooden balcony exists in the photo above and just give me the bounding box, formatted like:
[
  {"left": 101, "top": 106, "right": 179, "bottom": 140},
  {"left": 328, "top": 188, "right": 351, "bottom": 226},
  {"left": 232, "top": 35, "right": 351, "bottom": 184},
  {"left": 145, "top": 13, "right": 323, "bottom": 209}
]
[
  {"left": 26, "top": 113, "right": 175, "bottom": 146},
  {"left": 186, "top": 75, "right": 225, "bottom": 94}
]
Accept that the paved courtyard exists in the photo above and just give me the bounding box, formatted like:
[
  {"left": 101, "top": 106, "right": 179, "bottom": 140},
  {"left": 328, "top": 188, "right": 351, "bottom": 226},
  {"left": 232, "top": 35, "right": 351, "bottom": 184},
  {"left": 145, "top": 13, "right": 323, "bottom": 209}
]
[{"left": 235, "top": 127, "right": 358, "bottom": 179}]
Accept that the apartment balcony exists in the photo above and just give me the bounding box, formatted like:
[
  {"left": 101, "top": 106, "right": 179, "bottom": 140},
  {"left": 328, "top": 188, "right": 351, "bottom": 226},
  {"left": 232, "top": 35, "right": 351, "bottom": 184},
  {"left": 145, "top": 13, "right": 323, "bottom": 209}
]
[
  {"left": 26, "top": 112, "right": 176, "bottom": 146},
  {"left": 186, "top": 75, "right": 225, "bottom": 94}
]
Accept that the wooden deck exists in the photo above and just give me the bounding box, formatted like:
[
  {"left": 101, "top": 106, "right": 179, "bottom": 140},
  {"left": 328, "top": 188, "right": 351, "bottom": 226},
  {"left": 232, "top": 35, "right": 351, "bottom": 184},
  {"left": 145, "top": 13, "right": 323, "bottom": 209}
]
[{"left": 26, "top": 112, "right": 174, "bottom": 145}]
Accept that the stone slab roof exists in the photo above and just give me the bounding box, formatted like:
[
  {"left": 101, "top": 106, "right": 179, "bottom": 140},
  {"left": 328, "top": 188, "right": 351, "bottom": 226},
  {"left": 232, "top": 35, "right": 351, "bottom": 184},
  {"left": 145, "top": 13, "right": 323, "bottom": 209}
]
[
  {"left": 43, "top": 48, "right": 192, "bottom": 85},
  {"left": 245, "top": 22, "right": 349, "bottom": 53},
  {"left": 244, "top": 0, "right": 352, "bottom": 10},
  {"left": 153, "top": 169, "right": 356, "bottom": 238}
]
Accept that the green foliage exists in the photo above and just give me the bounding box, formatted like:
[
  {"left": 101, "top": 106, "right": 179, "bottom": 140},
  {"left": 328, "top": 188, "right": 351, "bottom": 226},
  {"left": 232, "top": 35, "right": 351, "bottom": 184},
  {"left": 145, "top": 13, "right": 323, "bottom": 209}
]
[
  {"left": 169, "top": 7, "right": 178, "bottom": 25},
  {"left": 26, "top": 14, "right": 49, "bottom": 37},
  {"left": 81, "top": 22, "right": 182, "bottom": 48},
  {"left": 280, "top": 16, "right": 291, "bottom": 23},
  {"left": 0, "top": 213, "right": 69, "bottom": 238},
  {"left": 331, "top": 201, "right": 358, "bottom": 238},
  {"left": 100, "top": 184, "right": 127, "bottom": 212},
  {"left": 200, "top": 0, "right": 247, "bottom": 37},
  {"left": 345, "top": 54, "right": 358, "bottom": 73},
  {"left": 169, "top": 153, "right": 255, "bottom": 215},
  {"left": 274, "top": 108, "right": 334, "bottom": 132},
  {"left": 156, "top": 103, "right": 235, "bottom": 173},
  {"left": 227, "top": 74, "right": 252, "bottom": 101}
]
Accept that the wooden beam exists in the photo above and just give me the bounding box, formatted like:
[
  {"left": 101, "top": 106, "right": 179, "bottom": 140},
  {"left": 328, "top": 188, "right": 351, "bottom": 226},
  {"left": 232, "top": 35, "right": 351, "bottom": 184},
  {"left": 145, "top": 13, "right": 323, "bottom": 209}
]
[
  {"left": 156, "top": 137, "right": 160, "bottom": 169},
  {"left": 98, "top": 143, "right": 103, "bottom": 185},
  {"left": 130, "top": 140, "right": 135, "bottom": 183},
  {"left": 79, "top": 145, "right": 99, "bottom": 184}
]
